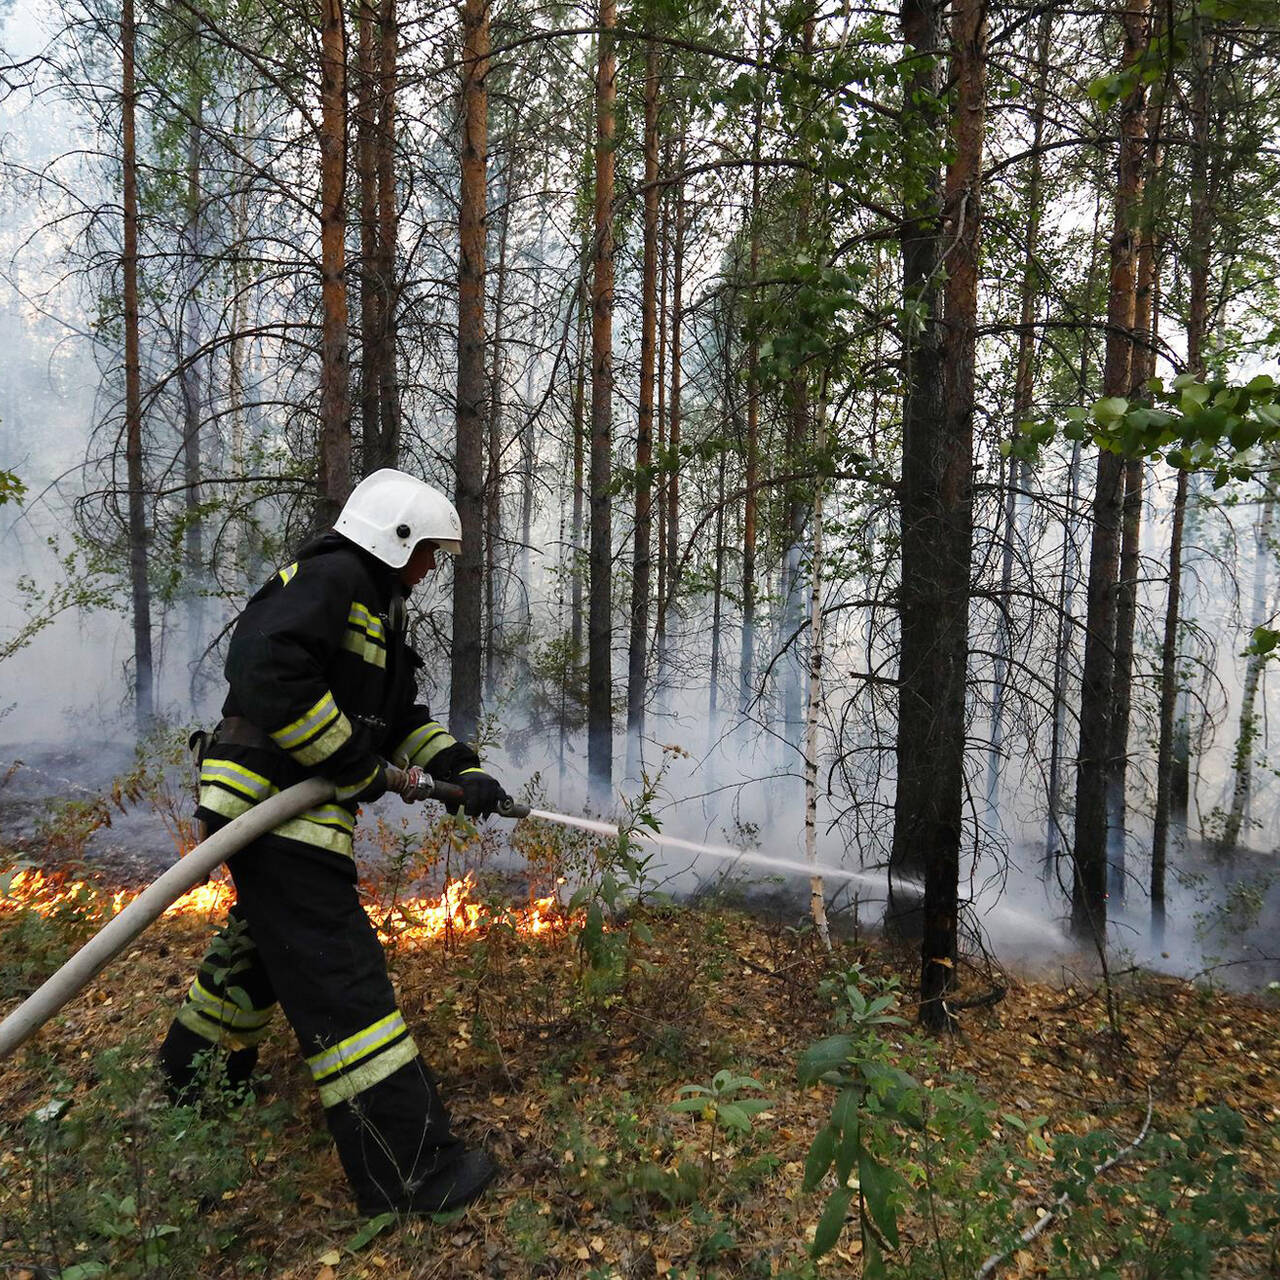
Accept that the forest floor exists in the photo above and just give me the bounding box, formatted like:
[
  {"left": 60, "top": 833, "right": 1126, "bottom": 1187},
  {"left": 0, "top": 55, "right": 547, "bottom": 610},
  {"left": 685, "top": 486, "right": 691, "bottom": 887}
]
[{"left": 2, "top": 783, "right": 1280, "bottom": 1279}]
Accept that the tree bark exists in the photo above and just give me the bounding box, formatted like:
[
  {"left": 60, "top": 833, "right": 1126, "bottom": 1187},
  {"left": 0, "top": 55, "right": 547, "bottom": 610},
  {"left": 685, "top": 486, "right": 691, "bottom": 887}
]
[
  {"left": 451, "top": 0, "right": 489, "bottom": 745},
  {"left": 657, "top": 141, "right": 685, "bottom": 697},
  {"left": 1106, "top": 29, "right": 1165, "bottom": 906},
  {"left": 374, "top": 0, "right": 401, "bottom": 466},
  {"left": 122, "top": 0, "right": 154, "bottom": 735},
  {"left": 626, "top": 36, "right": 660, "bottom": 780},
  {"left": 587, "top": 0, "right": 617, "bottom": 805},
  {"left": 485, "top": 147, "right": 513, "bottom": 702},
  {"left": 739, "top": 0, "right": 765, "bottom": 718},
  {"left": 921, "top": 0, "right": 984, "bottom": 1031},
  {"left": 316, "top": 0, "right": 352, "bottom": 526},
  {"left": 356, "top": 0, "right": 381, "bottom": 475},
  {"left": 988, "top": 6, "right": 1051, "bottom": 813},
  {"left": 1221, "top": 478, "right": 1276, "bottom": 853},
  {"left": 1071, "top": 0, "right": 1149, "bottom": 945},
  {"left": 180, "top": 50, "right": 204, "bottom": 671}
]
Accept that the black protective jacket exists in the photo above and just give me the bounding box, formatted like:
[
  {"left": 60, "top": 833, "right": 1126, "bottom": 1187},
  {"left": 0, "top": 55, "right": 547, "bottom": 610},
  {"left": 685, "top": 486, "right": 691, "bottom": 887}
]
[{"left": 195, "top": 532, "right": 477, "bottom": 861}]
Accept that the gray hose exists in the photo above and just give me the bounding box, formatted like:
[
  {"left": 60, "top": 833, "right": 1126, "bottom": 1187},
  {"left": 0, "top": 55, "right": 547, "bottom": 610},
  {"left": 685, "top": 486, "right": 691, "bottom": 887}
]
[{"left": 0, "top": 775, "right": 335, "bottom": 1062}]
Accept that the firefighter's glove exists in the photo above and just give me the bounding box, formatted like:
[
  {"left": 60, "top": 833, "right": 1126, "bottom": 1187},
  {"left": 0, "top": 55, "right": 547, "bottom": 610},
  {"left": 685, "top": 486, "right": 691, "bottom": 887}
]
[
  {"left": 452, "top": 768, "right": 508, "bottom": 819},
  {"left": 334, "top": 760, "right": 388, "bottom": 805},
  {"left": 395, "top": 765, "right": 431, "bottom": 804}
]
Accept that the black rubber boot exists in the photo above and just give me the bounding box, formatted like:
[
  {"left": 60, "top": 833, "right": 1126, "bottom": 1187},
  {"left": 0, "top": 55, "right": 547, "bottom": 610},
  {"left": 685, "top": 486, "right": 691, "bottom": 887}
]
[
  {"left": 403, "top": 1148, "right": 499, "bottom": 1214},
  {"left": 326, "top": 1059, "right": 464, "bottom": 1214},
  {"left": 158, "top": 1021, "right": 258, "bottom": 1106}
]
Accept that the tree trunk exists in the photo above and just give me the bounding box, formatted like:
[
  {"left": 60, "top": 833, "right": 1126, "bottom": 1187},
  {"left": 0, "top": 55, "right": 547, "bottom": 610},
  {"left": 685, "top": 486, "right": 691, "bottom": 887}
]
[
  {"left": 122, "top": 0, "right": 153, "bottom": 735},
  {"left": 587, "top": 0, "right": 617, "bottom": 805},
  {"left": 1221, "top": 478, "right": 1276, "bottom": 853},
  {"left": 626, "top": 37, "right": 659, "bottom": 781},
  {"left": 1071, "top": 0, "right": 1149, "bottom": 945},
  {"left": 1158, "top": 20, "right": 1216, "bottom": 916},
  {"left": 805, "top": 391, "right": 832, "bottom": 953},
  {"left": 356, "top": 0, "right": 381, "bottom": 475},
  {"left": 921, "top": 0, "right": 984, "bottom": 1031},
  {"left": 1105, "top": 29, "right": 1165, "bottom": 907},
  {"left": 658, "top": 143, "right": 685, "bottom": 697},
  {"left": 988, "top": 6, "right": 1051, "bottom": 814},
  {"left": 655, "top": 180, "right": 669, "bottom": 673},
  {"left": 451, "top": 0, "right": 488, "bottom": 745},
  {"left": 374, "top": 0, "right": 401, "bottom": 466},
  {"left": 485, "top": 148, "right": 513, "bottom": 702},
  {"left": 316, "top": 0, "right": 352, "bottom": 526},
  {"left": 181, "top": 60, "right": 204, "bottom": 672},
  {"left": 739, "top": 0, "right": 765, "bottom": 718},
  {"left": 571, "top": 266, "right": 587, "bottom": 660}
]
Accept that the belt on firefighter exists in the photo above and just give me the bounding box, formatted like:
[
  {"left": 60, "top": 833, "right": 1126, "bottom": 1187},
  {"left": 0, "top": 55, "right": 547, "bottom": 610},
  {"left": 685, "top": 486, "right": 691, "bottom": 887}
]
[{"left": 217, "top": 716, "right": 279, "bottom": 751}]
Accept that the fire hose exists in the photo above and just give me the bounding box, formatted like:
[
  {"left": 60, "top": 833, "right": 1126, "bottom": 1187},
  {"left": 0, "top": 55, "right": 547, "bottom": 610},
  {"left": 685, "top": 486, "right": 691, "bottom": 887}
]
[{"left": 0, "top": 765, "right": 529, "bottom": 1062}]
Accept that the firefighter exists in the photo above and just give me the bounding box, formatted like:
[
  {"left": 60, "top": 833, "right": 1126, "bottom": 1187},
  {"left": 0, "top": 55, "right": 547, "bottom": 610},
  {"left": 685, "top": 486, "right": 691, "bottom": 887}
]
[{"left": 159, "top": 469, "right": 505, "bottom": 1216}]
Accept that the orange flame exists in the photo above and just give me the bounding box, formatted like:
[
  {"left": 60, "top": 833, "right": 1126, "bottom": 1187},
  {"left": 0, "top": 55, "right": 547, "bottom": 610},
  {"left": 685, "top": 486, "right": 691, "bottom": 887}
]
[{"left": 2, "top": 866, "right": 563, "bottom": 946}]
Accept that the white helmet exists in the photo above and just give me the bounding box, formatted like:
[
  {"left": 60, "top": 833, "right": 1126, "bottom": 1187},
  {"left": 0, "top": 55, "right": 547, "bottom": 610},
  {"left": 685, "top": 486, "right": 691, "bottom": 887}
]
[{"left": 334, "top": 469, "right": 463, "bottom": 566}]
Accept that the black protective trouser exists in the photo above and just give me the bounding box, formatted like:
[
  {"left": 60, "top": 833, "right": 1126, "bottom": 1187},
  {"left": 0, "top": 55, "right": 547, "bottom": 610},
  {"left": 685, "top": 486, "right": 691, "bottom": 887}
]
[{"left": 158, "top": 835, "right": 462, "bottom": 1213}]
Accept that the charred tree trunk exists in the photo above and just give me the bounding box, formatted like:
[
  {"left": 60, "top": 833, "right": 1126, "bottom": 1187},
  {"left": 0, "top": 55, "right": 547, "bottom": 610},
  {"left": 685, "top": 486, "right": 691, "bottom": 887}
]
[
  {"left": 587, "top": 0, "right": 617, "bottom": 805},
  {"left": 316, "top": 0, "right": 352, "bottom": 526},
  {"left": 626, "top": 37, "right": 660, "bottom": 780},
  {"left": 1071, "top": 0, "right": 1149, "bottom": 945},
  {"left": 122, "top": 0, "right": 153, "bottom": 734},
  {"left": 888, "top": 0, "right": 947, "bottom": 947},
  {"left": 571, "top": 266, "right": 587, "bottom": 660},
  {"left": 451, "top": 0, "right": 489, "bottom": 745}
]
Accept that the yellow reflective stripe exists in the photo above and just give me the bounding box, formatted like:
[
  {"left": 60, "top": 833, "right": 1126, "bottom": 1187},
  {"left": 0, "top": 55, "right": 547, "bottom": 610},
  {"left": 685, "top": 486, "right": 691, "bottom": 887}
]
[
  {"left": 271, "top": 813, "right": 354, "bottom": 857},
  {"left": 347, "top": 602, "right": 386, "bottom": 643},
  {"left": 176, "top": 1003, "right": 272, "bottom": 1049},
  {"left": 334, "top": 765, "right": 380, "bottom": 802},
  {"left": 291, "top": 712, "right": 352, "bottom": 766},
  {"left": 187, "top": 980, "right": 273, "bottom": 1030},
  {"left": 199, "top": 785, "right": 254, "bottom": 821},
  {"left": 199, "top": 787, "right": 354, "bottom": 857},
  {"left": 272, "top": 692, "right": 340, "bottom": 752},
  {"left": 340, "top": 631, "right": 387, "bottom": 669},
  {"left": 317, "top": 1039, "right": 418, "bottom": 1107},
  {"left": 200, "top": 759, "right": 274, "bottom": 801},
  {"left": 307, "top": 1011, "right": 407, "bottom": 1081},
  {"left": 459, "top": 768, "right": 485, "bottom": 776},
  {"left": 395, "top": 722, "right": 457, "bottom": 769},
  {"left": 278, "top": 561, "right": 299, "bottom": 587}
]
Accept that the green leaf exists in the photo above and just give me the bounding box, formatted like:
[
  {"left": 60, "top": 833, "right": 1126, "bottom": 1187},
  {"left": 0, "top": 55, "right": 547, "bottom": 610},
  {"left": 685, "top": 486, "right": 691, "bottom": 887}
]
[
  {"left": 716, "top": 1101, "right": 752, "bottom": 1133},
  {"left": 347, "top": 1211, "right": 396, "bottom": 1251},
  {"left": 798, "top": 1036, "right": 856, "bottom": 1085},
  {"left": 1092, "top": 396, "right": 1130, "bottom": 424},
  {"left": 671, "top": 1097, "right": 711, "bottom": 1114},
  {"left": 859, "top": 1147, "right": 900, "bottom": 1247},
  {"left": 803, "top": 1124, "right": 837, "bottom": 1191},
  {"left": 810, "top": 1187, "right": 853, "bottom": 1258},
  {"left": 59, "top": 1264, "right": 108, "bottom": 1280}
]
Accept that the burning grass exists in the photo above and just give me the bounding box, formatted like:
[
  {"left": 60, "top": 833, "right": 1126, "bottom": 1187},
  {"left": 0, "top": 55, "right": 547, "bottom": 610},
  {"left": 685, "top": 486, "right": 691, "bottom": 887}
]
[{"left": 2, "top": 848, "right": 1280, "bottom": 1279}]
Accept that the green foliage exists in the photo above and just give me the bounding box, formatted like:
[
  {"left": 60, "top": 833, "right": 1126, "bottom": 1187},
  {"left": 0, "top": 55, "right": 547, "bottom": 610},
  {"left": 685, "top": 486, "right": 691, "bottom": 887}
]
[
  {"left": 0, "top": 1048, "right": 289, "bottom": 1277},
  {"left": 798, "top": 965, "right": 917, "bottom": 1268},
  {"left": 0, "top": 467, "right": 26, "bottom": 506},
  {"left": 670, "top": 1068, "right": 772, "bottom": 1179},
  {"left": 1045, "top": 1106, "right": 1280, "bottom": 1278},
  {"left": 1008, "top": 374, "right": 1280, "bottom": 490}
]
